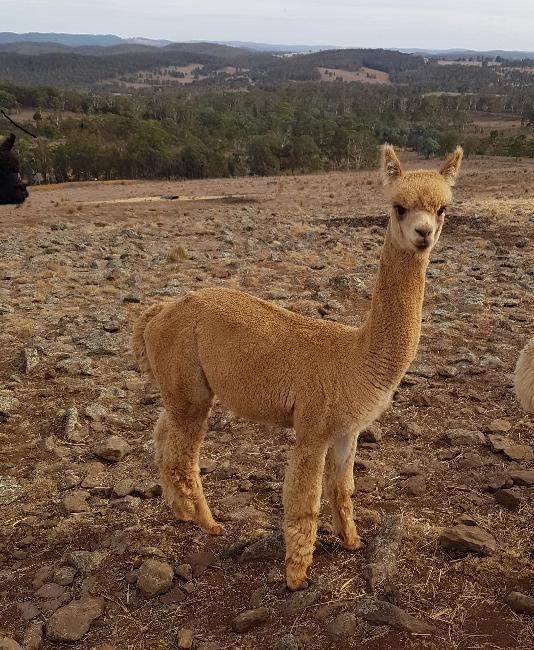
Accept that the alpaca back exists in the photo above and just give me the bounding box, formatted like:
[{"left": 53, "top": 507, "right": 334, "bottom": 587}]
[{"left": 515, "top": 337, "right": 534, "bottom": 414}]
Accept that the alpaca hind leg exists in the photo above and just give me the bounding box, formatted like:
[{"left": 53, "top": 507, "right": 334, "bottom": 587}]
[
  {"left": 283, "top": 441, "right": 328, "bottom": 590},
  {"left": 325, "top": 433, "right": 362, "bottom": 551},
  {"left": 158, "top": 401, "right": 222, "bottom": 535}
]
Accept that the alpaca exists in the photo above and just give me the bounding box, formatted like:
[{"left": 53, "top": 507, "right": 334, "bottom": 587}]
[
  {"left": 0, "top": 133, "right": 28, "bottom": 205},
  {"left": 132, "top": 144, "right": 463, "bottom": 590},
  {"left": 515, "top": 338, "right": 534, "bottom": 414}
]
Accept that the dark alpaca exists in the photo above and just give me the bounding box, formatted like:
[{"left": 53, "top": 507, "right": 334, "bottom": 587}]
[{"left": 0, "top": 134, "right": 28, "bottom": 205}]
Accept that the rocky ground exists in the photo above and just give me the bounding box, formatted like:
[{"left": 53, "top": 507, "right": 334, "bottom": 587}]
[{"left": 0, "top": 154, "right": 533, "bottom": 649}]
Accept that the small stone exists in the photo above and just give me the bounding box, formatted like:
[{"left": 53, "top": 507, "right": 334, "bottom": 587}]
[
  {"left": 506, "top": 591, "right": 534, "bottom": 616},
  {"left": 35, "top": 583, "right": 67, "bottom": 600},
  {"left": 137, "top": 559, "right": 174, "bottom": 598},
  {"left": 174, "top": 563, "right": 193, "bottom": 582},
  {"left": 53, "top": 566, "right": 77, "bottom": 586},
  {"left": 356, "top": 476, "right": 376, "bottom": 493},
  {"left": 283, "top": 589, "right": 320, "bottom": 617},
  {"left": 94, "top": 436, "right": 132, "bottom": 462},
  {"left": 360, "top": 424, "right": 382, "bottom": 443},
  {"left": 32, "top": 566, "right": 54, "bottom": 590},
  {"left": 399, "top": 463, "right": 422, "bottom": 477},
  {"left": 446, "top": 429, "right": 485, "bottom": 446},
  {"left": 403, "top": 475, "right": 426, "bottom": 496},
  {"left": 495, "top": 489, "right": 521, "bottom": 511},
  {"left": 110, "top": 495, "right": 140, "bottom": 511},
  {"left": 66, "top": 550, "right": 105, "bottom": 573},
  {"left": 23, "top": 620, "right": 43, "bottom": 650},
  {"left": 0, "top": 476, "right": 23, "bottom": 505},
  {"left": 482, "top": 473, "right": 512, "bottom": 492},
  {"left": 439, "top": 524, "right": 496, "bottom": 556},
  {"left": 184, "top": 550, "right": 218, "bottom": 578},
  {"left": 400, "top": 422, "right": 422, "bottom": 440},
  {"left": 232, "top": 607, "right": 269, "bottom": 633},
  {"left": 63, "top": 407, "right": 85, "bottom": 442},
  {"left": 135, "top": 479, "right": 162, "bottom": 498},
  {"left": 502, "top": 445, "right": 533, "bottom": 462},
  {"left": 123, "top": 293, "right": 141, "bottom": 303},
  {"left": 354, "top": 597, "right": 439, "bottom": 635},
  {"left": 327, "top": 612, "right": 358, "bottom": 637},
  {"left": 84, "top": 403, "right": 108, "bottom": 422},
  {"left": 177, "top": 629, "right": 193, "bottom": 649},
  {"left": 182, "top": 581, "right": 195, "bottom": 594},
  {"left": 16, "top": 348, "right": 40, "bottom": 374},
  {"left": 510, "top": 470, "right": 534, "bottom": 486},
  {"left": 16, "top": 601, "right": 39, "bottom": 621},
  {"left": 240, "top": 532, "right": 284, "bottom": 562},
  {"left": 275, "top": 633, "right": 300, "bottom": 650},
  {"left": 62, "top": 491, "right": 91, "bottom": 514},
  {"left": 487, "top": 419, "right": 512, "bottom": 433},
  {"left": 46, "top": 597, "right": 104, "bottom": 642},
  {"left": 112, "top": 478, "right": 136, "bottom": 497},
  {"left": 160, "top": 587, "right": 186, "bottom": 605}
]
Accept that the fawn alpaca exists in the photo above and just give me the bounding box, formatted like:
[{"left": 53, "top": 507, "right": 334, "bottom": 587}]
[{"left": 133, "top": 145, "right": 463, "bottom": 590}]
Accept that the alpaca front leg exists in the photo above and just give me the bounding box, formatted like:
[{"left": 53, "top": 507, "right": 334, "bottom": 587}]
[
  {"left": 156, "top": 406, "right": 222, "bottom": 535},
  {"left": 325, "top": 434, "right": 362, "bottom": 551},
  {"left": 283, "top": 442, "right": 328, "bottom": 590}
]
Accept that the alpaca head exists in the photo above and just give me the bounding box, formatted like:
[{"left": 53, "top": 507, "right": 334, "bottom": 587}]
[
  {"left": 381, "top": 144, "right": 463, "bottom": 254},
  {"left": 0, "top": 134, "right": 28, "bottom": 205}
]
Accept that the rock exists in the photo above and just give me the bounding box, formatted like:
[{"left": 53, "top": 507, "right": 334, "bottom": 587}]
[
  {"left": 62, "top": 491, "right": 91, "bottom": 514},
  {"left": 439, "top": 524, "right": 496, "bottom": 556},
  {"left": 53, "top": 566, "right": 77, "bottom": 586},
  {"left": 85, "top": 403, "right": 108, "bottom": 421},
  {"left": 63, "top": 407, "right": 85, "bottom": 442},
  {"left": 113, "top": 478, "right": 136, "bottom": 497},
  {"left": 135, "top": 479, "right": 162, "bottom": 498},
  {"left": 510, "top": 470, "right": 534, "bottom": 486},
  {"left": 356, "top": 476, "right": 377, "bottom": 492},
  {"left": 177, "top": 629, "right": 193, "bottom": 649},
  {"left": 137, "top": 559, "right": 174, "bottom": 598},
  {"left": 94, "top": 436, "right": 132, "bottom": 462},
  {"left": 360, "top": 424, "right": 382, "bottom": 443},
  {"left": 400, "top": 422, "right": 422, "bottom": 440},
  {"left": 495, "top": 489, "right": 521, "bottom": 511},
  {"left": 446, "top": 429, "right": 485, "bottom": 446},
  {"left": 487, "top": 419, "right": 512, "bottom": 433},
  {"left": 275, "top": 633, "right": 300, "bottom": 650},
  {"left": 59, "top": 471, "right": 82, "bottom": 490},
  {"left": 364, "top": 514, "right": 404, "bottom": 591},
  {"left": 66, "top": 550, "right": 106, "bottom": 573},
  {"left": 232, "top": 607, "right": 269, "bottom": 633},
  {"left": 240, "top": 532, "right": 284, "bottom": 562},
  {"left": 399, "top": 463, "right": 422, "bottom": 477},
  {"left": 174, "top": 563, "right": 193, "bottom": 582},
  {"left": 482, "top": 473, "right": 512, "bottom": 492},
  {"left": 46, "top": 597, "right": 104, "bottom": 642},
  {"left": 35, "top": 583, "right": 67, "bottom": 600},
  {"left": 17, "top": 601, "right": 39, "bottom": 621},
  {"left": 327, "top": 612, "right": 358, "bottom": 637},
  {"left": 283, "top": 589, "right": 320, "bottom": 617},
  {"left": 0, "top": 476, "right": 23, "bottom": 505},
  {"left": 32, "top": 566, "right": 53, "bottom": 590},
  {"left": 16, "top": 348, "right": 39, "bottom": 374},
  {"left": 23, "top": 620, "right": 43, "bottom": 650},
  {"left": 160, "top": 586, "right": 186, "bottom": 605},
  {"left": 488, "top": 435, "right": 534, "bottom": 462},
  {"left": 403, "top": 475, "right": 426, "bottom": 496},
  {"left": 354, "top": 597, "right": 439, "bottom": 635},
  {"left": 0, "top": 639, "right": 23, "bottom": 650},
  {"left": 506, "top": 591, "right": 534, "bottom": 616},
  {"left": 184, "top": 550, "right": 218, "bottom": 578},
  {"left": 0, "top": 394, "right": 19, "bottom": 421}
]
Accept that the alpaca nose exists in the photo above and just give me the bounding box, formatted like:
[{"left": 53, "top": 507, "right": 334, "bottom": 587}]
[{"left": 415, "top": 226, "right": 432, "bottom": 239}]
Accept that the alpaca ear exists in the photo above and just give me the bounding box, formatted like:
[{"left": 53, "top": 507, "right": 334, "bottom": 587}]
[
  {"left": 440, "top": 146, "right": 463, "bottom": 186},
  {"left": 381, "top": 144, "right": 402, "bottom": 186},
  {"left": 0, "top": 133, "right": 15, "bottom": 152}
]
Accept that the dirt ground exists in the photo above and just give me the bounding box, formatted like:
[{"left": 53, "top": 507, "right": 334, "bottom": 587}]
[{"left": 0, "top": 153, "right": 533, "bottom": 649}]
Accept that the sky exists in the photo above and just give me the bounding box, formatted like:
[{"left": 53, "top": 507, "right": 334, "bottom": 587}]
[{"left": 2, "top": 0, "right": 534, "bottom": 50}]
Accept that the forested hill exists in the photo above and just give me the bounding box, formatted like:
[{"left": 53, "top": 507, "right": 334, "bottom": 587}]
[{"left": 0, "top": 44, "right": 423, "bottom": 86}]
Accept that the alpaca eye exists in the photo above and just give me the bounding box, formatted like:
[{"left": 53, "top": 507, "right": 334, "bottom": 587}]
[
  {"left": 394, "top": 205, "right": 406, "bottom": 217},
  {"left": 437, "top": 206, "right": 446, "bottom": 216}
]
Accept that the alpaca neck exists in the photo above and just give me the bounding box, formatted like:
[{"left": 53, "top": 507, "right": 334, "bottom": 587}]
[{"left": 358, "top": 225, "right": 429, "bottom": 388}]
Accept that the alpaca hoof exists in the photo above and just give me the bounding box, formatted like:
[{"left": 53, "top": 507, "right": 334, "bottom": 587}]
[
  {"left": 340, "top": 534, "right": 363, "bottom": 551},
  {"left": 286, "top": 577, "right": 309, "bottom": 591},
  {"left": 202, "top": 521, "right": 225, "bottom": 536}
]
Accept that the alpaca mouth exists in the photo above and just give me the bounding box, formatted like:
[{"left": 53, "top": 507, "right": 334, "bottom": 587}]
[{"left": 414, "top": 241, "right": 430, "bottom": 251}]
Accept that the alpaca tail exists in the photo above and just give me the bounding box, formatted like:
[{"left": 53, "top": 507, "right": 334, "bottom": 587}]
[
  {"left": 131, "top": 303, "right": 166, "bottom": 378},
  {"left": 514, "top": 337, "right": 534, "bottom": 414}
]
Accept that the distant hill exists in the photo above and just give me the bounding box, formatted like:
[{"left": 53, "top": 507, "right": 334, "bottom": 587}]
[
  {"left": 400, "top": 48, "right": 534, "bottom": 60},
  {"left": 0, "top": 32, "right": 172, "bottom": 48}
]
